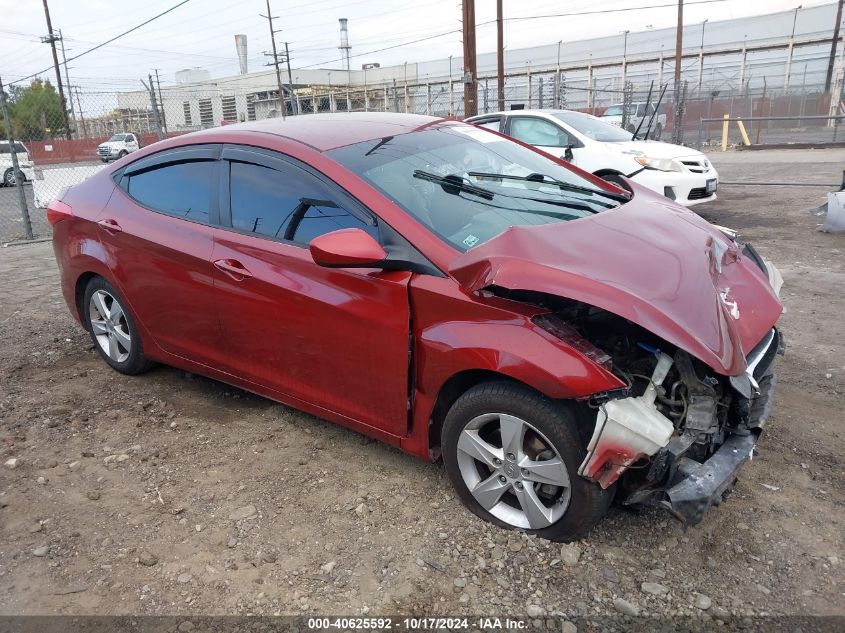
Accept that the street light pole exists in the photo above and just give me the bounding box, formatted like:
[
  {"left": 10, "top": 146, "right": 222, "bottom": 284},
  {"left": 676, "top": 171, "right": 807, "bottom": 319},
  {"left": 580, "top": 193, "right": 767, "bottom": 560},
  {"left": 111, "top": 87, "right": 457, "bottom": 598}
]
[
  {"left": 698, "top": 19, "right": 708, "bottom": 92},
  {"left": 622, "top": 30, "right": 630, "bottom": 85}
]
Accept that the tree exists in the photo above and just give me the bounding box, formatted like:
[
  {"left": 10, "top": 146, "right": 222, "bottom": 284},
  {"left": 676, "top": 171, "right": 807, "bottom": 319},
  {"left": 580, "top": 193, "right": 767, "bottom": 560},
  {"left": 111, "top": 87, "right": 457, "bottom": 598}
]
[{"left": 8, "top": 79, "right": 66, "bottom": 141}]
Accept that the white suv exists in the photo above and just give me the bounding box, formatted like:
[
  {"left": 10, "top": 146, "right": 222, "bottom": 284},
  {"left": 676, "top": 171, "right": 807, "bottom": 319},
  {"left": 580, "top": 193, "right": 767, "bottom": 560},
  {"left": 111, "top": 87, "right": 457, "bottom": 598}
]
[
  {"left": 1, "top": 141, "right": 35, "bottom": 187},
  {"left": 602, "top": 102, "right": 668, "bottom": 140},
  {"left": 467, "top": 109, "right": 718, "bottom": 207},
  {"left": 97, "top": 133, "right": 140, "bottom": 162}
]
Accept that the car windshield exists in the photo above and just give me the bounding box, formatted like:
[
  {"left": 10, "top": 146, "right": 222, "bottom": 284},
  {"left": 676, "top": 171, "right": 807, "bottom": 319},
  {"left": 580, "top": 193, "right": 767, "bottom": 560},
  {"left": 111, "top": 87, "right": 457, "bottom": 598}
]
[
  {"left": 108, "top": 134, "right": 127, "bottom": 142},
  {"left": 552, "top": 111, "right": 633, "bottom": 142},
  {"left": 327, "top": 124, "right": 624, "bottom": 252},
  {"left": 602, "top": 105, "right": 625, "bottom": 117}
]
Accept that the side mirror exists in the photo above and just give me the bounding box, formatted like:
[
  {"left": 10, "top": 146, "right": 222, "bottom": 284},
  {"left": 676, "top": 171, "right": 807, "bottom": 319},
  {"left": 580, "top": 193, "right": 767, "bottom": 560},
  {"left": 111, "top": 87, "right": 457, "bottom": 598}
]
[
  {"left": 563, "top": 145, "right": 574, "bottom": 162},
  {"left": 309, "top": 228, "right": 387, "bottom": 268}
]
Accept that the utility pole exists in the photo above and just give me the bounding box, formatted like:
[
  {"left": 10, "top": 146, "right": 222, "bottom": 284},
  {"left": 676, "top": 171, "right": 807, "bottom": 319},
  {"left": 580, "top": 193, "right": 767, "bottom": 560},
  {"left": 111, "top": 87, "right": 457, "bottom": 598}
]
[
  {"left": 260, "top": 0, "right": 287, "bottom": 118},
  {"left": 674, "top": 0, "right": 683, "bottom": 84},
  {"left": 496, "top": 0, "right": 504, "bottom": 111},
  {"left": 154, "top": 68, "right": 167, "bottom": 133},
  {"left": 40, "top": 0, "right": 71, "bottom": 140},
  {"left": 825, "top": 0, "right": 844, "bottom": 93},
  {"left": 672, "top": 0, "right": 684, "bottom": 144},
  {"left": 55, "top": 29, "right": 77, "bottom": 137},
  {"left": 141, "top": 75, "right": 164, "bottom": 141},
  {"left": 461, "top": 0, "right": 478, "bottom": 117},
  {"left": 284, "top": 42, "right": 297, "bottom": 115},
  {"left": 0, "top": 76, "right": 34, "bottom": 240},
  {"left": 74, "top": 86, "right": 88, "bottom": 138}
]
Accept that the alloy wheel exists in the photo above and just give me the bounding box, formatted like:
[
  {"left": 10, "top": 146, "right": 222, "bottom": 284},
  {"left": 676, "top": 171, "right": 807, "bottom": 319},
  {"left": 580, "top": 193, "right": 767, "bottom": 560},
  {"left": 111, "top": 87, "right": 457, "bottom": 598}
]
[
  {"left": 456, "top": 413, "right": 571, "bottom": 530},
  {"left": 89, "top": 289, "right": 132, "bottom": 363}
]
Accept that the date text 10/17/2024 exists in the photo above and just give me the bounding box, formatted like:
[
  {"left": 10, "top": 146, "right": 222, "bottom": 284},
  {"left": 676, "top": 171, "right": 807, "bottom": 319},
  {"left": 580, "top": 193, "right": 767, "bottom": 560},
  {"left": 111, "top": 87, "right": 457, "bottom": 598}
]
[{"left": 307, "top": 617, "right": 529, "bottom": 630}]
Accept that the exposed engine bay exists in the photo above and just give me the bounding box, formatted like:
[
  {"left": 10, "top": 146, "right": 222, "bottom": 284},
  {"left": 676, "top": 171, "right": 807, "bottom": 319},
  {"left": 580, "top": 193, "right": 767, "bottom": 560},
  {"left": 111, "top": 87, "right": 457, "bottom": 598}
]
[{"left": 497, "top": 287, "right": 783, "bottom": 526}]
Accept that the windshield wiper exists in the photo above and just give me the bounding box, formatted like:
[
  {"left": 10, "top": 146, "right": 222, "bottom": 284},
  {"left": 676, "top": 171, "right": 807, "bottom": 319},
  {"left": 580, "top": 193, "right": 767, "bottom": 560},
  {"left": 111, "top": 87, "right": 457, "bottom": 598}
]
[
  {"left": 467, "top": 171, "right": 630, "bottom": 203},
  {"left": 413, "top": 170, "right": 494, "bottom": 200}
]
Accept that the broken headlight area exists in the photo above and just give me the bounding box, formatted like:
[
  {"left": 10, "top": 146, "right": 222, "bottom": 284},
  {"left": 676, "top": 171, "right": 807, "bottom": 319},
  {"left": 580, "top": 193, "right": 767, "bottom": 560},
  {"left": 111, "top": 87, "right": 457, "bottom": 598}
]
[{"left": 532, "top": 298, "right": 783, "bottom": 526}]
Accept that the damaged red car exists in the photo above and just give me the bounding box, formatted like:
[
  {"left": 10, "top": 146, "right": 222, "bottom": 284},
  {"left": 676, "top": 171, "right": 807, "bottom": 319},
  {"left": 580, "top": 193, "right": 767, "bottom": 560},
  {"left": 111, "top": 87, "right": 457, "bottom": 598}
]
[{"left": 50, "top": 113, "right": 784, "bottom": 541}]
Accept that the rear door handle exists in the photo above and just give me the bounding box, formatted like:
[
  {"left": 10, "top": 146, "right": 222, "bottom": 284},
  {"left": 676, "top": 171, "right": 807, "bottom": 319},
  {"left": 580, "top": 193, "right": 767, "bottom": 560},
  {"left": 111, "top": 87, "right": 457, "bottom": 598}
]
[
  {"left": 213, "top": 258, "right": 253, "bottom": 280},
  {"left": 97, "top": 218, "right": 123, "bottom": 233}
]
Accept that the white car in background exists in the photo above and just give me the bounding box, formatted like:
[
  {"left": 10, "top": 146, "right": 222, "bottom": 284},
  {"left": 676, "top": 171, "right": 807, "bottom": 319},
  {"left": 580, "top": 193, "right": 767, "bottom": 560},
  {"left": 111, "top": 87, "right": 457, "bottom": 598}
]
[
  {"left": 1, "top": 141, "right": 35, "bottom": 187},
  {"left": 97, "top": 132, "right": 140, "bottom": 162},
  {"left": 467, "top": 109, "right": 718, "bottom": 206}
]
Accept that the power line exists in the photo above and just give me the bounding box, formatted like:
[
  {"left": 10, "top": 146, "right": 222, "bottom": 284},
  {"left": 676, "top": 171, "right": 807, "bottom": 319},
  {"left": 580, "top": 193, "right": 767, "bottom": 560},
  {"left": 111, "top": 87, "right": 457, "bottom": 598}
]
[
  {"left": 9, "top": 0, "right": 194, "bottom": 85},
  {"left": 297, "top": 0, "right": 729, "bottom": 70},
  {"left": 480, "top": 0, "right": 728, "bottom": 26}
]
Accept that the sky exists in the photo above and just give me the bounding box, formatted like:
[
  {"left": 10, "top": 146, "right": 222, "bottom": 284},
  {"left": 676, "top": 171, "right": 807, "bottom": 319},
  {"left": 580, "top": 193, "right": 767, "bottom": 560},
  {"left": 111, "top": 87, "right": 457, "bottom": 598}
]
[{"left": 0, "top": 0, "right": 835, "bottom": 92}]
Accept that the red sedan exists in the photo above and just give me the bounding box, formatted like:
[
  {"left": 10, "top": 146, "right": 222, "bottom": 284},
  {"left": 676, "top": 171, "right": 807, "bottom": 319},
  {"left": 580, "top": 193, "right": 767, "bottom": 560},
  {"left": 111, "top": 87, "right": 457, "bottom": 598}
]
[{"left": 50, "top": 113, "right": 783, "bottom": 541}]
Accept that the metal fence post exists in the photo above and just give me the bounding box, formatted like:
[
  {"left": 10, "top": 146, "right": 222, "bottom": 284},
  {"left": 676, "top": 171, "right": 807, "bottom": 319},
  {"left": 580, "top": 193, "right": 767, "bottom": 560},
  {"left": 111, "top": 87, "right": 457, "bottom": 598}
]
[{"left": 0, "top": 76, "right": 34, "bottom": 241}]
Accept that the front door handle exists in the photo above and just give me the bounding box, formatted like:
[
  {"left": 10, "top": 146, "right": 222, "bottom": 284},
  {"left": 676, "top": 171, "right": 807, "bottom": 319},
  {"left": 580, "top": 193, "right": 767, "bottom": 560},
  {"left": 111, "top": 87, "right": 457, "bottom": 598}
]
[
  {"left": 97, "top": 218, "right": 123, "bottom": 233},
  {"left": 213, "top": 258, "right": 253, "bottom": 281}
]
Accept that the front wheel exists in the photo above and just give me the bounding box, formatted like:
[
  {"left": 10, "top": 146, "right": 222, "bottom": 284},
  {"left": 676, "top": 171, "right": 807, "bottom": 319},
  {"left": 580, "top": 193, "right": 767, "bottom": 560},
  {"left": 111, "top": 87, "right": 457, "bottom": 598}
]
[
  {"left": 3, "top": 168, "right": 15, "bottom": 186},
  {"left": 442, "top": 382, "right": 613, "bottom": 542},
  {"left": 83, "top": 277, "right": 153, "bottom": 375}
]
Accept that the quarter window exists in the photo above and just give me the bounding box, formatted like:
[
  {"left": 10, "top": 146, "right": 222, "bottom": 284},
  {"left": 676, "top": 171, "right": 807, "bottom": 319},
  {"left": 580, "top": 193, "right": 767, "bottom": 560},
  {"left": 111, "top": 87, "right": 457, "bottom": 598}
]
[
  {"left": 474, "top": 118, "right": 501, "bottom": 132},
  {"left": 126, "top": 161, "right": 215, "bottom": 223},
  {"left": 228, "top": 159, "right": 377, "bottom": 245}
]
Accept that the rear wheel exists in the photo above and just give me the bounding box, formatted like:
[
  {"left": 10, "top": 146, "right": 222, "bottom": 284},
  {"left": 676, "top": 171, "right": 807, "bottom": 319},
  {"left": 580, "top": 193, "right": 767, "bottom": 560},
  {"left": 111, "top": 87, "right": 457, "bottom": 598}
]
[
  {"left": 83, "top": 277, "right": 153, "bottom": 375},
  {"left": 442, "top": 382, "right": 613, "bottom": 542},
  {"left": 117, "top": 150, "right": 128, "bottom": 159},
  {"left": 3, "top": 168, "right": 14, "bottom": 186}
]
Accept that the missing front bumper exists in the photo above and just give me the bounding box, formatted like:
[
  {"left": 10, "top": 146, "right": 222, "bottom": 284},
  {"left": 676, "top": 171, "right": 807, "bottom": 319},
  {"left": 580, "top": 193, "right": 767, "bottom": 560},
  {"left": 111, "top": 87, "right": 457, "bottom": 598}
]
[
  {"left": 625, "top": 368, "right": 778, "bottom": 526},
  {"left": 623, "top": 432, "right": 758, "bottom": 526},
  {"left": 662, "top": 432, "right": 757, "bottom": 526}
]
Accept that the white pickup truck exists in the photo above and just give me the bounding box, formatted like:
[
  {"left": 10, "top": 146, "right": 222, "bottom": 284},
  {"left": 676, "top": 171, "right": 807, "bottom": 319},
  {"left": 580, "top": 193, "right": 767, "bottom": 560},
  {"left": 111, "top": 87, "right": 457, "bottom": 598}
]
[{"left": 97, "top": 133, "right": 140, "bottom": 162}]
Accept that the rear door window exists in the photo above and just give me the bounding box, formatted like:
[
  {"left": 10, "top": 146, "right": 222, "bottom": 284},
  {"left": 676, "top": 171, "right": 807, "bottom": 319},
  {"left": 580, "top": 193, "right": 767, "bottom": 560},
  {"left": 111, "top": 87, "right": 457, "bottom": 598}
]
[
  {"left": 126, "top": 161, "right": 216, "bottom": 223},
  {"left": 508, "top": 117, "right": 572, "bottom": 147}
]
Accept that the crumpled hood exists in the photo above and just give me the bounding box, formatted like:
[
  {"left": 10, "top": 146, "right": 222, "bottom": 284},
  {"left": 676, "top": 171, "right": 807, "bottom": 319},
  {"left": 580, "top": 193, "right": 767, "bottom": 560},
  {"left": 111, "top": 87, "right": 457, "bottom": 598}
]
[{"left": 449, "top": 189, "right": 782, "bottom": 376}]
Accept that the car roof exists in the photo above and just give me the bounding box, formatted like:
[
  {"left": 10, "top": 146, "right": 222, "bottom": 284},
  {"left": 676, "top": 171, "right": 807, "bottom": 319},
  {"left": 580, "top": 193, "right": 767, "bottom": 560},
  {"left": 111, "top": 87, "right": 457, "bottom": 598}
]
[
  {"left": 180, "top": 112, "right": 448, "bottom": 152},
  {"left": 467, "top": 109, "right": 583, "bottom": 119}
]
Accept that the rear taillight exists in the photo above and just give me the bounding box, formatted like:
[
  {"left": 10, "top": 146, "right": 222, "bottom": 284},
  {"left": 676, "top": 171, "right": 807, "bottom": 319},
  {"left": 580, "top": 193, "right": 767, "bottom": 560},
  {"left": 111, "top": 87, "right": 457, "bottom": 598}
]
[{"left": 47, "top": 200, "right": 74, "bottom": 226}]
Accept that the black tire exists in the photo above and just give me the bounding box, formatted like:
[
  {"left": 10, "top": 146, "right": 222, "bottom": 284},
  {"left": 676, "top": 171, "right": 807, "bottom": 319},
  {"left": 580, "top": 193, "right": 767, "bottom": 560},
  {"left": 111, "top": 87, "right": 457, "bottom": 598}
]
[
  {"left": 594, "top": 171, "right": 628, "bottom": 190},
  {"left": 3, "top": 168, "right": 14, "bottom": 187},
  {"left": 442, "top": 381, "right": 614, "bottom": 542},
  {"left": 101, "top": 158, "right": 109, "bottom": 163},
  {"left": 83, "top": 276, "right": 153, "bottom": 375},
  {"left": 117, "top": 150, "right": 128, "bottom": 159}
]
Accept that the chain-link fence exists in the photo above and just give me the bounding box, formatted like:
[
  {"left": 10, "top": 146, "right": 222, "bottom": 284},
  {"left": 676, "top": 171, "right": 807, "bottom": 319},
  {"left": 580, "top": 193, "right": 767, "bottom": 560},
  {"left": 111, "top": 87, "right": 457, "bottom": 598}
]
[
  {"left": 0, "top": 78, "right": 182, "bottom": 243},
  {"left": 4, "top": 63, "right": 845, "bottom": 243}
]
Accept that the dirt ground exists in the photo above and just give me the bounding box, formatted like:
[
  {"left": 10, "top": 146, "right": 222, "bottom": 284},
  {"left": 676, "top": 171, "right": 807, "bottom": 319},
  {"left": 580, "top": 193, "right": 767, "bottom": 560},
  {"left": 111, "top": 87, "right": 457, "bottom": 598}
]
[{"left": 0, "top": 148, "right": 843, "bottom": 622}]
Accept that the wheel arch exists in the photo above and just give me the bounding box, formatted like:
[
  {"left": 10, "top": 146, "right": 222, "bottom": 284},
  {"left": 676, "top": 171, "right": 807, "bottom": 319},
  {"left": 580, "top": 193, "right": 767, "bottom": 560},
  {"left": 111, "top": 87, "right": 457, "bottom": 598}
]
[
  {"left": 74, "top": 271, "right": 102, "bottom": 330},
  {"left": 427, "top": 369, "right": 556, "bottom": 460}
]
